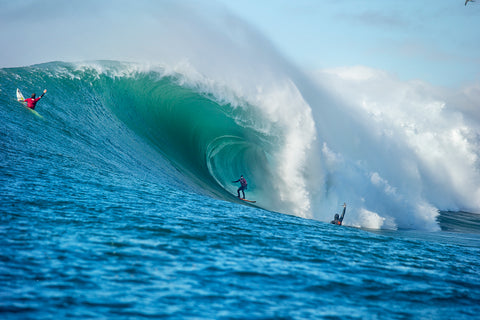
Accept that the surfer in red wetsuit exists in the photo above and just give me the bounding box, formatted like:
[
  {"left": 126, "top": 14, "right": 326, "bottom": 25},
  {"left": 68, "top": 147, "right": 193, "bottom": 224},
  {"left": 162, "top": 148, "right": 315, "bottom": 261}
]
[
  {"left": 233, "top": 175, "right": 248, "bottom": 199},
  {"left": 24, "top": 89, "right": 47, "bottom": 109},
  {"left": 331, "top": 203, "right": 347, "bottom": 225}
]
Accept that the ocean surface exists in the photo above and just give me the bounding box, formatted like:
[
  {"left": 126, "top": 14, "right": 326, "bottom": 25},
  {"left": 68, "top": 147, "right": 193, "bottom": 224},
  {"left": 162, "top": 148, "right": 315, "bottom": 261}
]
[{"left": 1, "top": 62, "right": 480, "bottom": 319}]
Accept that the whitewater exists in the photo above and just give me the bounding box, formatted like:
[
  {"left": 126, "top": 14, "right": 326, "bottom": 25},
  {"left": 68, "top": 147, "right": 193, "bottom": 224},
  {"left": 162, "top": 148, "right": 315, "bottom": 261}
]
[{"left": 1, "top": 1, "right": 480, "bottom": 319}]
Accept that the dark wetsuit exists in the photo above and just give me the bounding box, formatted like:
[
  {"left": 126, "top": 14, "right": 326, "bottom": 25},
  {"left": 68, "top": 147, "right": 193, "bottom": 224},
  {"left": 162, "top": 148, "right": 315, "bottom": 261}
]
[
  {"left": 234, "top": 177, "right": 248, "bottom": 199},
  {"left": 331, "top": 205, "right": 346, "bottom": 225}
]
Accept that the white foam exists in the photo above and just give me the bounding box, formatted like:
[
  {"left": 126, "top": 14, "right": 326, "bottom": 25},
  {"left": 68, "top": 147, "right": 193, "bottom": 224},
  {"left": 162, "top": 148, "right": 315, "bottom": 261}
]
[{"left": 311, "top": 66, "right": 480, "bottom": 230}]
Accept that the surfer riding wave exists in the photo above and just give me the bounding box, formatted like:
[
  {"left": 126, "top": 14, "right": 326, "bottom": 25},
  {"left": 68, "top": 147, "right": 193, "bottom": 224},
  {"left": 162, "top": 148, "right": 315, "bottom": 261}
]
[{"left": 233, "top": 175, "right": 248, "bottom": 199}]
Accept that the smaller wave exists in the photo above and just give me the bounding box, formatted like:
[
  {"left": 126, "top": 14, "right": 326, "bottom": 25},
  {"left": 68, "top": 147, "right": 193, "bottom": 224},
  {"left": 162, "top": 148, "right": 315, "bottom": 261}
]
[{"left": 437, "top": 211, "right": 480, "bottom": 234}]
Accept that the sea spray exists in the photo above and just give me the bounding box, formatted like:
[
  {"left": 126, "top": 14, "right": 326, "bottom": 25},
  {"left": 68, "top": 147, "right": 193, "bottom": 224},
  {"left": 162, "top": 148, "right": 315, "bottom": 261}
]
[{"left": 311, "top": 66, "right": 480, "bottom": 230}]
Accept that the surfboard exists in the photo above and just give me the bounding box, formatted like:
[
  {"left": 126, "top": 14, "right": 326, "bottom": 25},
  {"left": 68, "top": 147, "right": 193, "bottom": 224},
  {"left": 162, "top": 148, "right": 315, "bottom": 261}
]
[
  {"left": 240, "top": 198, "right": 256, "bottom": 203},
  {"left": 16, "top": 88, "right": 25, "bottom": 103},
  {"left": 16, "top": 88, "right": 43, "bottom": 119}
]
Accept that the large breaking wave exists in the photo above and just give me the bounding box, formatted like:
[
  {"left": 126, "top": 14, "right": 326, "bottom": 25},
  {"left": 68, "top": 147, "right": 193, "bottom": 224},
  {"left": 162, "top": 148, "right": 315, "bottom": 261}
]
[
  {"left": 2, "top": 61, "right": 479, "bottom": 232},
  {"left": 1, "top": 1, "right": 479, "bottom": 231}
]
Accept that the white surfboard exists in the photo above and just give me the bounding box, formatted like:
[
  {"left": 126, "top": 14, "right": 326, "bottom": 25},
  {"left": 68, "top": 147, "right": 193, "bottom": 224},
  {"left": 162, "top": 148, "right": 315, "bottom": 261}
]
[{"left": 16, "top": 88, "right": 25, "bottom": 103}]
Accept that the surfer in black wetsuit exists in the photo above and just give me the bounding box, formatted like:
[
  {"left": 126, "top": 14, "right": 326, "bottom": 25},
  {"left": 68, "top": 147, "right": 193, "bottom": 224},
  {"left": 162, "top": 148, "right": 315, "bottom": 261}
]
[
  {"left": 233, "top": 175, "right": 248, "bottom": 199},
  {"left": 331, "top": 203, "right": 346, "bottom": 225}
]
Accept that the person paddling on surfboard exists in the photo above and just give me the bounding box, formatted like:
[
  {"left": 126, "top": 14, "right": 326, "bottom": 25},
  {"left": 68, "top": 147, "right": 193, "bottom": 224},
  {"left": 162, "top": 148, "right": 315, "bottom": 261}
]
[
  {"left": 331, "top": 203, "right": 346, "bottom": 225},
  {"left": 24, "top": 89, "right": 47, "bottom": 109},
  {"left": 232, "top": 175, "right": 248, "bottom": 199}
]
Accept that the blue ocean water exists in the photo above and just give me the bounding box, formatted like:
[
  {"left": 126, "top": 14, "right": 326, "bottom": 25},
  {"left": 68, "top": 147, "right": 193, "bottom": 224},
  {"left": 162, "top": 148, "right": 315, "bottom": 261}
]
[{"left": 1, "top": 62, "right": 480, "bottom": 319}]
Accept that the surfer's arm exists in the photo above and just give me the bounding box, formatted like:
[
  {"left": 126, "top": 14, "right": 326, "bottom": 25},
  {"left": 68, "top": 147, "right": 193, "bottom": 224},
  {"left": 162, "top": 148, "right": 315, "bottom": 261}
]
[
  {"left": 339, "top": 203, "right": 346, "bottom": 222},
  {"left": 40, "top": 89, "right": 47, "bottom": 98}
]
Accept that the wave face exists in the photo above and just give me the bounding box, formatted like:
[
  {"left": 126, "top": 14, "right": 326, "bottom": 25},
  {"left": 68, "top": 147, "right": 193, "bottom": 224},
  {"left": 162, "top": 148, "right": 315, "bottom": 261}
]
[
  {"left": 0, "top": 61, "right": 316, "bottom": 217},
  {"left": 1, "top": 61, "right": 479, "bottom": 231}
]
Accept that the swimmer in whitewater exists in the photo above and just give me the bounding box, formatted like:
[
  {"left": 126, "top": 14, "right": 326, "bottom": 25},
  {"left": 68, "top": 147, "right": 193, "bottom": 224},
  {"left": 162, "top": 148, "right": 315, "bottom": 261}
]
[
  {"left": 24, "top": 89, "right": 47, "bottom": 109},
  {"left": 232, "top": 175, "right": 248, "bottom": 199},
  {"left": 331, "top": 203, "right": 347, "bottom": 225}
]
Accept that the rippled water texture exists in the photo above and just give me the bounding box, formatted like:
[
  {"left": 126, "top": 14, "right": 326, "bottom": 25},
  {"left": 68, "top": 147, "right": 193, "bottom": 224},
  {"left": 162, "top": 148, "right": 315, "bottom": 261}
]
[{"left": 2, "top": 178, "right": 480, "bottom": 319}]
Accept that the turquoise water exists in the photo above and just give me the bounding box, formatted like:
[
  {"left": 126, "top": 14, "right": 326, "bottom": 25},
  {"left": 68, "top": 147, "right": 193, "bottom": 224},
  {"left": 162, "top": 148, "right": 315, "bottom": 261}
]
[{"left": 1, "top": 62, "right": 480, "bottom": 319}]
